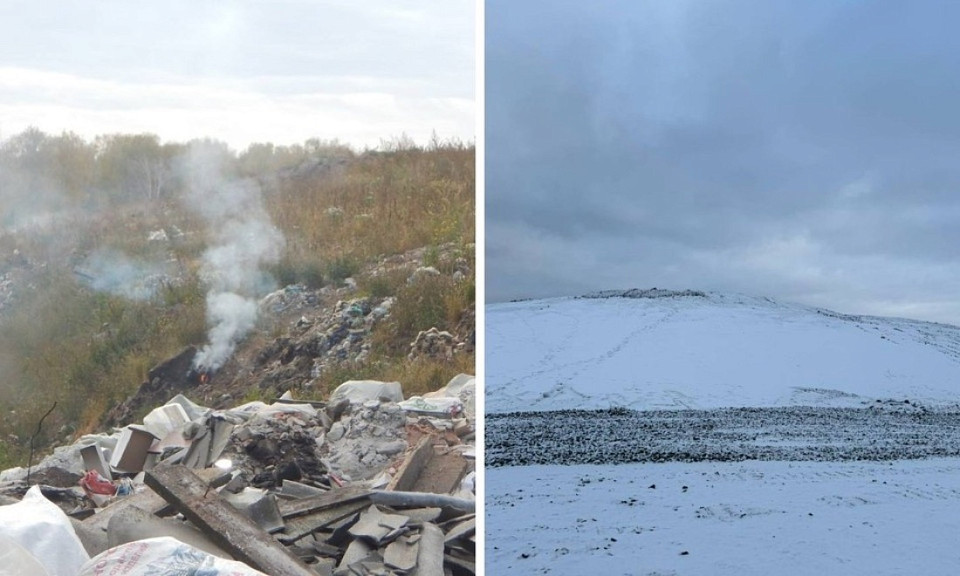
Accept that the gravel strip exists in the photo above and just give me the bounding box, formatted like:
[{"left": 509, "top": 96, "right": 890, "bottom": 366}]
[{"left": 486, "top": 403, "right": 960, "bottom": 467}]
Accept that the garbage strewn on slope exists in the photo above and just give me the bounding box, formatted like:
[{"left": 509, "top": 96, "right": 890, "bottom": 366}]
[{"left": 0, "top": 374, "right": 476, "bottom": 576}]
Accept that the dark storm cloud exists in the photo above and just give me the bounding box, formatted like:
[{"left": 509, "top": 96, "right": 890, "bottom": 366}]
[{"left": 487, "top": 0, "right": 960, "bottom": 324}]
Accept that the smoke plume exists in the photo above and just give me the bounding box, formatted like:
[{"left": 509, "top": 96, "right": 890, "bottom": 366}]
[
  {"left": 75, "top": 248, "right": 170, "bottom": 300},
  {"left": 179, "top": 142, "right": 284, "bottom": 371}
]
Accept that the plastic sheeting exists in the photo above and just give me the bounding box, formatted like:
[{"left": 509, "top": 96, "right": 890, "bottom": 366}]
[
  {"left": 78, "top": 537, "right": 266, "bottom": 576},
  {"left": 330, "top": 380, "right": 404, "bottom": 404},
  {"left": 0, "top": 486, "right": 90, "bottom": 576}
]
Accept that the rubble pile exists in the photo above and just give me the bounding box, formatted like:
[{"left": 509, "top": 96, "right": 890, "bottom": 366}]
[
  {"left": 224, "top": 409, "right": 334, "bottom": 490},
  {"left": 105, "top": 345, "right": 200, "bottom": 427},
  {"left": 87, "top": 242, "right": 475, "bottom": 421},
  {"left": 0, "top": 249, "right": 31, "bottom": 316},
  {"left": 0, "top": 373, "right": 477, "bottom": 576},
  {"left": 0, "top": 272, "right": 13, "bottom": 313},
  {"left": 254, "top": 295, "right": 394, "bottom": 390},
  {"left": 408, "top": 328, "right": 458, "bottom": 361},
  {"left": 581, "top": 287, "right": 708, "bottom": 300}
]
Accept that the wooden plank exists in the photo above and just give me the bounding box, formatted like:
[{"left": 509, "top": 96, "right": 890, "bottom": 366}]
[
  {"left": 386, "top": 436, "right": 434, "bottom": 491},
  {"left": 410, "top": 450, "right": 469, "bottom": 495},
  {"left": 145, "top": 465, "right": 314, "bottom": 576},
  {"left": 277, "top": 501, "right": 368, "bottom": 544},
  {"left": 277, "top": 485, "right": 371, "bottom": 519}
]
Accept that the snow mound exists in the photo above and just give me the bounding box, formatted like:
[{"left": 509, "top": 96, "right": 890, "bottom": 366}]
[{"left": 487, "top": 290, "right": 960, "bottom": 413}]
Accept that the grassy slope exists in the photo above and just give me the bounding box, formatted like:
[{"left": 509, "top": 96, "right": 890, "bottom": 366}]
[{"left": 0, "top": 137, "right": 475, "bottom": 469}]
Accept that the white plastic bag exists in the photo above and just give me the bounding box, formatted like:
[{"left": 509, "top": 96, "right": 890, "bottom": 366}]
[
  {"left": 0, "top": 535, "right": 50, "bottom": 576},
  {"left": 398, "top": 396, "right": 463, "bottom": 416},
  {"left": 79, "top": 536, "right": 266, "bottom": 576},
  {"left": 330, "top": 380, "right": 403, "bottom": 403},
  {"left": 0, "top": 486, "right": 90, "bottom": 576}
]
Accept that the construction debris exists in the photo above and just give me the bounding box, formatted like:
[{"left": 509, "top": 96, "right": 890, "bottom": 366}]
[
  {"left": 0, "top": 372, "right": 476, "bottom": 575},
  {"left": 145, "top": 465, "right": 316, "bottom": 575}
]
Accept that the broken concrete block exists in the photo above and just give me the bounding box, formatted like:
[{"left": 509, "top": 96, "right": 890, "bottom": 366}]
[
  {"left": 80, "top": 444, "right": 112, "bottom": 480},
  {"left": 106, "top": 504, "right": 230, "bottom": 558},
  {"left": 310, "top": 538, "right": 342, "bottom": 558},
  {"left": 109, "top": 425, "right": 159, "bottom": 473},
  {"left": 223, "top": 488, "right": 286, "bottom": 534},
  {"left": 443, "top": 517, "right": 476, "bottom": 545},
  {"left": 348, "top": 505, "right": 409, "bottom": 546},
  {"left": 223, "top": 473, "right": 249, "bottom": 494},
  {"left": 415, "top": 523, "right": 445, "bottom": 576},
  {"left": 336, "top": 538, "right": 374, "bottom": 574},
  {"left": 328, "top": 422, "right": 346, "bottom": 442},
  {"left": 313, "top": 556, "right": 336, "bottom": 576},
  {"left": 143, "top": 402, "right": 190, "bottom": 439},
  {"left": 384, "top": 533, "right": 420, "bottom": 573},
  {"left": 246, "top": 493, "right": 285, "bottom": 534},
  {"left": 181, "top": 416, "right": 234, "bottom": 469},
  {"left": 70, "top": 518, "right": 110, "bottom": 557}
]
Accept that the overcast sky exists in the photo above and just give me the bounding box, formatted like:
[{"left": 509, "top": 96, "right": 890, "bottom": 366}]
[
  {"left": 0, "top": 1, "right": 474, "bottom": 150},
  {"left": 486, "top": 0, "right": 960, "bottom": 325}
]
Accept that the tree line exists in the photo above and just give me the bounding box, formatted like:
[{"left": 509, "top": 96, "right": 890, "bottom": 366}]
[{"left": 0, "top": 127, "right": 356, "bottom": 212}]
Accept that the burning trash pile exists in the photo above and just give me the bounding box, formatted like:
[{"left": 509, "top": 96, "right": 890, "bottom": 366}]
[{"left": 0, "top": 374, "right": 476, "bottom": 575}]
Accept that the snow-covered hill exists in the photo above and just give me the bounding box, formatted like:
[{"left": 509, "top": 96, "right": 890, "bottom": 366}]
[
  {"left": 487, "top": 290, "right": 960, "bottom": 575},
  {"left": 487, "top": 289, "right": 960, "bottom": 413}
]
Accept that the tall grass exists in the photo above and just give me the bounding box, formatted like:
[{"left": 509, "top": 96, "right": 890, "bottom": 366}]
[
  {"left": 0, "top": 137, "right": 475, "bottom": 468},
  {"left": 268, "top": 143, "right": 475, "bottom": 268}
]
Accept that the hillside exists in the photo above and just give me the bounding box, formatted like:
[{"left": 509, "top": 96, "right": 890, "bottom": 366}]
[
  {"left": 0, "top": 130, "right": 475, "bottom": 469},
  {"left": 487, "top": 288, "right": 960, "bottom": 413},
  {"left": 487, "top": 289, "right": 960, "bottom": 575}
]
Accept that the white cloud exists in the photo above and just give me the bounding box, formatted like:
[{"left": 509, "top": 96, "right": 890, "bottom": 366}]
[
  {"left": 0, "top": 1, "right": 475, "bottom": 149},
  {"left": 0, "top": 67, "right": 473, "bottom": 149}
]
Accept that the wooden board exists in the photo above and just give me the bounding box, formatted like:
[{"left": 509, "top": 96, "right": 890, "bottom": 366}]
[
  {"left": 277, "top": 501, "right": 368, "bottom": 544},
  {"left": 146, "top": 465, "right": 314, "bottom": 576},
  {"left": 277, "top": 485, "right": 371, "bottom": 519},
  {"left": 411, "top": 450, "right": 469, "bottom": 495},
  {"left": 386, "top": 436, "right": 434, "bottom": 492}
]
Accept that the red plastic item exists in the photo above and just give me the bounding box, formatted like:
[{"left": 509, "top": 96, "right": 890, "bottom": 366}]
[{"left": 80, "top": 469, "right": 117, "bottom": 496}]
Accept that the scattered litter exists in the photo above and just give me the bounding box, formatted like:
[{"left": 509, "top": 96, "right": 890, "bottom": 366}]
[{"left": 0, "top": 372, "right": 476, "bottom": 575}]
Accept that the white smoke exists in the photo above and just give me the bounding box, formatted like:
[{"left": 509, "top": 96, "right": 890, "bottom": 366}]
[
  {"left": 179, "top": 142, "right": 284, "bottom": 371},
  {"left": 201, "top": 292, "right": 259, "bottom": 368},
  {"left": 76, "top": 248, "right": 170, "bottom": 300}
]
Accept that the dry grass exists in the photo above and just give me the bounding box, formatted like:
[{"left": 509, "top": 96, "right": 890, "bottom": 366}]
[
  {"left": 269, "top": 144, "right": 475, "bottom": 268},
  {"left": 0, "top": 137, "right": 475, "bottom": 468},
  {"left": 310, "top": 353, "right": 475, "bottom": 400}
]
